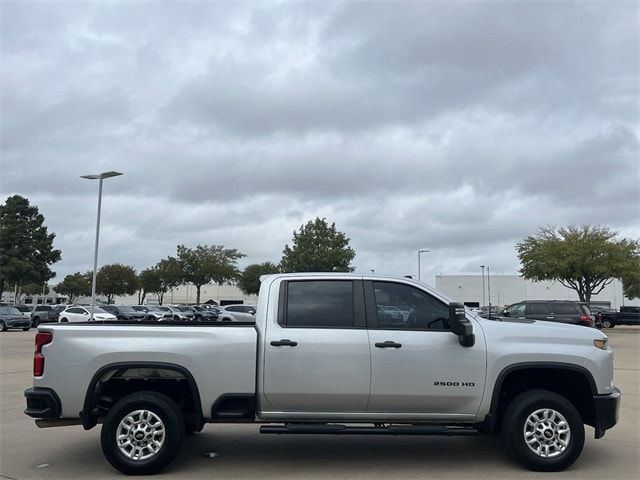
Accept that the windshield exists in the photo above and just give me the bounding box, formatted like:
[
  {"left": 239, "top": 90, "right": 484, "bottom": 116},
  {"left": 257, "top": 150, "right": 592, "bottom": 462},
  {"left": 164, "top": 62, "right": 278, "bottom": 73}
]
[
  {"left": 93, "top": 307, "right": 109, "bottom": 314},
  {"left": 117, "top": 306, "right": 135, "bottom": 313},
  {"left": 15, "top": 306, "right": 31, "bottom": 312},
  {"left": 0, "top": 306, "right": 21, "bottom": 315},
  {"left": 177, "top": 307, "right": 192, "bottom": 312}
]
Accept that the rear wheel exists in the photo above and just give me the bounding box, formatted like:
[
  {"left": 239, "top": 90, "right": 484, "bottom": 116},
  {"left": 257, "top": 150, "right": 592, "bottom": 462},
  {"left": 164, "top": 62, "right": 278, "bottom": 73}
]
[
  {"left": 32, "top": 316, "right": 40, "bottom": 327},
  {"left": 0, "top": 321, "right": 6, "bottom": 332},
  {"left": 602, "top": 319, "right": 614, "bottom": 329},
  {"left": 502, "top": 389, "right": 584, "bottom": 471},
  {"left": 100, "top": 391, "right": 185, "bottom": 475}
]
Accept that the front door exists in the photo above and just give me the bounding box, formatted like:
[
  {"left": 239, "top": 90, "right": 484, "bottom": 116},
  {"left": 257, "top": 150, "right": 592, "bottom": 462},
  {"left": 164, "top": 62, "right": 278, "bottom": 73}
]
[
  {"left": 262, "top": 279, "right": 370, "bottom": 414},
  {"left": 365, "top": 280, "right": 486, "bottom": 415}
]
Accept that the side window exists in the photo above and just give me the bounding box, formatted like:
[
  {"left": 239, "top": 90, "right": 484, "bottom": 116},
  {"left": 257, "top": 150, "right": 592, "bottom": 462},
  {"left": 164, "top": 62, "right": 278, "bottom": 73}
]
[
  {"left": 226, "top": 306, "right": 241, "bottom": 312},
  {"left": 372, "top": 282, "right": 449, "bottom": 330},
  {"left": 550, "top": 303, "right": 579, "bottom": 315},
  {"left": 505, "top": 303, "right": 526, "bottom": 317},
  {"left": 284, "top": 280, "right": 354, "bottom": 328},
  {"left": 67, "top": 307, "right": 84, "bottom": 314},
  {"left": 526, "top": 303, "right": 550, "bottom": 315}
]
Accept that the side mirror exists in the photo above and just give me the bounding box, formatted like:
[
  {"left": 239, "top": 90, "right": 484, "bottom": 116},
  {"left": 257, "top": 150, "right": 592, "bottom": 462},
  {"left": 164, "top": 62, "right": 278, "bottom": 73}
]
[
  {"left": 502, "top": 310, "right": 510, "bottom": 317},
  {"left": 448, "top": 302, "right": 475, "bottom": 347}
]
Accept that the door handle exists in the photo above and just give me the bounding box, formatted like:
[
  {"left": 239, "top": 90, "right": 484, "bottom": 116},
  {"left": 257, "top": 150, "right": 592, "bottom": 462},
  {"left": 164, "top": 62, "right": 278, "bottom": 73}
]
[
  {"left": 375, "top": 341, "right": 402, "bottom": 349},
  {"left": 270, "top": 339, "right": 298, "bottom": 347}
]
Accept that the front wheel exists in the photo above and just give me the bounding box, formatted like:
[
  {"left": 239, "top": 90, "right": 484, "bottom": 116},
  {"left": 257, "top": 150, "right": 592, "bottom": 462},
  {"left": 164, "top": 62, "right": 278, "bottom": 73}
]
[
  {"left": 502, "top": 389, "right": 584, "bottom": 471},
  {"left": 0, "top": 321, "right": 6, "bottom": 332},
  {"left": 22, "top": 327, "right": 30, "bottom": 331},
  {"left": 100, "top": 391, "right": 185, "bottom": 475},
  {"left": 32, "top": 317, "right": 40, "bottom": 328}
]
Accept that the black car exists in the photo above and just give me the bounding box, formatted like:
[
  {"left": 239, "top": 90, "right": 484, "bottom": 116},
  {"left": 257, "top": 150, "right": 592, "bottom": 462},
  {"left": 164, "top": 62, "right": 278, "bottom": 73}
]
[
  {"left": 101, "top": 305, "right": 146, "bottom": 321},
  {"left": 0, "top": 306, "right": 31, "bottom": 331},
  {"left": 499, "top": 300, "right": 595, "bottom": 327},
  {"left": 597, "top": 306, "right": 640, "bottom": 328}
]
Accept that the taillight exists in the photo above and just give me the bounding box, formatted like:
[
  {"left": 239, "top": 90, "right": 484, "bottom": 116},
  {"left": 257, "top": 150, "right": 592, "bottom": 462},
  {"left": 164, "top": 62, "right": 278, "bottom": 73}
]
[
  {"left": 579, "top": 314, "right": 592, "bottom": 325},
  {"left": 34, "top": 332, "right": 53, "bottom": 377}
]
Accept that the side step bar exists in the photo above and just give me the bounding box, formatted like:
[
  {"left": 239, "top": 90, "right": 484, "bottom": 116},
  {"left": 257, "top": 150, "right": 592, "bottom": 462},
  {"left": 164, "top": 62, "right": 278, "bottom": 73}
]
[{"left": 260, "top": 423, "right": 478, "bottom": 436}]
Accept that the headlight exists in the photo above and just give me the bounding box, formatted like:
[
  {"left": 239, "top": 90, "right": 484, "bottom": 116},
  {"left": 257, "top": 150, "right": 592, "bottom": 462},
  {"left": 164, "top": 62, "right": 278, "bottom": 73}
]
[{"left": 593, "top": 339, "right": 608, "bottom": 350}]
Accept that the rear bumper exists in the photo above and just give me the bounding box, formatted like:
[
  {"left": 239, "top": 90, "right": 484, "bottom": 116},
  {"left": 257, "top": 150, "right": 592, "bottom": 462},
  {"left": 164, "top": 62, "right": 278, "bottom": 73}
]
[
  {"left": 24, "top": 387, "right": 61, "bottom": 419},
  {"left": 593, "top": 387, "right": 621, "bottom": 438}
]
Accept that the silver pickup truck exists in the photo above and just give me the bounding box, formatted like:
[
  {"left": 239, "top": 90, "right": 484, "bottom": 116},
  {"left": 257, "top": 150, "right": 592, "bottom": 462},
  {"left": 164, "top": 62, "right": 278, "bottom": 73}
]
[{"left": 24, "top": 273, "right": 620, "bottom": 475}]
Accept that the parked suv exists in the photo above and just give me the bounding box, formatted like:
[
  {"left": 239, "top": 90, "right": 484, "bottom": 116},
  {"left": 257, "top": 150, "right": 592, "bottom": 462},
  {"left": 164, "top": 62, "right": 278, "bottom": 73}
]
[
  {"left": 217, "top": 304, "right": 257, "bottom": 322},
  {"left": 0, "top": 305, "right": 31, "bottom": 331},
  {"left": 499, "top": 300, "right": 594, "bottom": 327},
  {"left": 30, "top": 305, "right": 58, "bottom": 327}
]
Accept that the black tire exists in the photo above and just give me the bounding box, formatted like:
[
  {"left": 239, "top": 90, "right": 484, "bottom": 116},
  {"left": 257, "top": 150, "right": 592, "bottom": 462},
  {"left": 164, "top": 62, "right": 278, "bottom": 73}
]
[
  {"left": 100, "top": 391, "right": 185, "bottom": 475},
  {"left": 0, "top": 321, "right": 6, "bottom": 332},
  {"left": 502, "top": 389, "right": 584, "bottom": 472},
  {"left": 60, "top": 318, "right": 68, "bottom": 323},
  {"left": 602, "top": 319, "right": 614, "bottom": 329},
  {"left": 22, "top": 327, "right": 30, "bottom": 331},
  {"left": 32, "top": 317, "right": 40, "bottom": 328}
]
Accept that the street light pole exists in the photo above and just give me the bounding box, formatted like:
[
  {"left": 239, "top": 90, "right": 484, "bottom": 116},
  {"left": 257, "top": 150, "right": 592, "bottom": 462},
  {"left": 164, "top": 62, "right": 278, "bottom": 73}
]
[
  {"left": 81, "top": 171, "right": 123, "bottom": 320},
  {"left": 487, "top": 266, "right": 492, "bottom": 318},
  {"left": 417, "top": 249, "right": 431, "bottom": 282},
  {"left": 480, "top": 265, "right": 485, "bottom": 307}
]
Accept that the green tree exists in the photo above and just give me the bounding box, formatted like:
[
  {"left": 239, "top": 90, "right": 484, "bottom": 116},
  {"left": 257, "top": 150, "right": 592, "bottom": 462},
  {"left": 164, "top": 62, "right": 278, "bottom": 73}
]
[
  {"left": 176, "top": 244, "right": 245, "bottom": 304},
  {"left": 238, "top": 262, "right": 280, "bottom": 296},
  {"left": 621, "top": 256, "right": 640, "bottom": 300},
  {"left": 280, "top": 218, "right": 356, "bottom": 273},
  {"left": 516, "top": 225, "right": 639, "bottom": 305},
  {"left": 0, "top": 195, "right": 61, "bottom": 295},
  {"left": 137, "top": 268, "right": 163, "bottom": 305},
  {"left": 155, "top": 257, "right": 183, "bottom": 304},
  {"left": 55, "top": 272, "right": 91, "bottom": 303},
  {"left": 96, "top": 263, "right": 140, "bottom": 303}
]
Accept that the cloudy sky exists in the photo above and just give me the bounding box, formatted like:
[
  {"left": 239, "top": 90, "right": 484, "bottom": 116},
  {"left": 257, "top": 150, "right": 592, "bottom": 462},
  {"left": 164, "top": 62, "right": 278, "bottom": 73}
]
[{"left": 1, "top": 0, "right": 638, "bottom": 284}]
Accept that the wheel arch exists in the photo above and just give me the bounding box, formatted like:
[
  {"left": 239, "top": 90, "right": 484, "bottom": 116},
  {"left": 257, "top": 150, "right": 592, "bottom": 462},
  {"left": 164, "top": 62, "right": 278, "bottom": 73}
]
[
  {"left": 81, "top": 361, "right": 204, "bottom": 431},
  {"left": 483, "top": 362, "right": 597, "bottom": 433}
]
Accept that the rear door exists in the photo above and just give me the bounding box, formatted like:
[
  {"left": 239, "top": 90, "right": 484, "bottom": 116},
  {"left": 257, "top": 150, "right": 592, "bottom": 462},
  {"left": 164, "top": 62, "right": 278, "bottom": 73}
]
[
  {"left": 549, "top": 303, "right": 580, "bottom": 324},
  {"left": 524, "top": 302, "right": 553, "bottom": 321},
  {"left": 262, "top": 279, "right": 370, "bottom": 414}
]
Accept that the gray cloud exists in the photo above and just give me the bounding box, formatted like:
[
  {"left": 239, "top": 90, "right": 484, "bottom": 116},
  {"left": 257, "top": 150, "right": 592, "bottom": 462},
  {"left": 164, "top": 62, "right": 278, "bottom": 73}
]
[{"left": 1, "top": 0, "right": 638, "bottom": 285}]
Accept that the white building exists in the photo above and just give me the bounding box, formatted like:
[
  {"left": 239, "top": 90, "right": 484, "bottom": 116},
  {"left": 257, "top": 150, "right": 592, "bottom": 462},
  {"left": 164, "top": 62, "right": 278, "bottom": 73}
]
[
  {"left": 1, "top": 283, "right": 257, "bottom": 306},
  {"left": 434, "top": 275, "right": 637, "bottom": 309}
]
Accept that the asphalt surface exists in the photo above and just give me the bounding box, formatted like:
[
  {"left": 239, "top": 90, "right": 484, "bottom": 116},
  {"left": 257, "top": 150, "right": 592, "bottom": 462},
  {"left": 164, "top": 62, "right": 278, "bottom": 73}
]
[{"left": 1, "top": 327, "right": 638, "bottom": 480}]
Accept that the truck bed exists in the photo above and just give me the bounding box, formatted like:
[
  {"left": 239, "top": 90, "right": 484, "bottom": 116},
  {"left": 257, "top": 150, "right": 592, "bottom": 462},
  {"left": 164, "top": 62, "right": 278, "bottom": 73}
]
[{"left": 35, "top": 322, "right": 258, "bottom": 418}]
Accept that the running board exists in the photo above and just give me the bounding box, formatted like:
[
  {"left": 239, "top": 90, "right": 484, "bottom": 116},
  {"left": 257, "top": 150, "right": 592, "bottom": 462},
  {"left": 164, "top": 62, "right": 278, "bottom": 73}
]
[{"left": 260, "top": 423, "right": 478, "bottom": 436}]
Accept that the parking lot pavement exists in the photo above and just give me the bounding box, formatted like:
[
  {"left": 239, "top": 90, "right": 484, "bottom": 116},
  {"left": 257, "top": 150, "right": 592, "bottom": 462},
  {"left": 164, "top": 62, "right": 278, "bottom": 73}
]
[{"left": 1, "top": 328, "right": 639, "bottom": 480}]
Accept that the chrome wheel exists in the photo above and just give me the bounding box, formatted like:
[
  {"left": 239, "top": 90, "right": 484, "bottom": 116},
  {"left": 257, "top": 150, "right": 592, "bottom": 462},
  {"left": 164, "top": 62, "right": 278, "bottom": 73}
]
[
  {"left": 116, "top": 409, "right": 165, "bottom": 461},
  {"left": 524, "top": 408, "right": 571, "bottom": 458}
]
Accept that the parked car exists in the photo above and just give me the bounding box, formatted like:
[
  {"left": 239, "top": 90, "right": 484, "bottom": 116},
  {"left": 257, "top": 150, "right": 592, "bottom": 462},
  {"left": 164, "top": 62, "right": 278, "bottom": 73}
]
[
  {"left": 25, "top": 273, "right": 619, "bottom": 474},
  {"left": 131, "top": 305, "right": 173, "bottom": 321},
  {"left": 14, "top": 305, "right": 33, "bottom": 318},
  {"left": 58, "top": 306, "right": 117, "bottom": 323},
  {"left": 185, "top": 305, "right": 218, "bottom": 321},
  {"left": 597, "top": 306, "right": 640, "bottom": 328},
  {"left": 0, "top": 305, "right": 31, "bottom": 331},
  {"left": 30, "top": 305, "right": 58, "bottom": 327},
  {"left": 101, "top": 305, "right": 146, "bottom": 321},
  {"left": 478, "top": 305, "right": 502, "bottom": 318},
  {"left": 216, "top": 304, "right": 257, "bottom": 322},
  {"left": 164, "top": 306, "right": 194, "bottom": 321},
  {"left": 499, "top": 300, "right": 595, "bottom": 327}
]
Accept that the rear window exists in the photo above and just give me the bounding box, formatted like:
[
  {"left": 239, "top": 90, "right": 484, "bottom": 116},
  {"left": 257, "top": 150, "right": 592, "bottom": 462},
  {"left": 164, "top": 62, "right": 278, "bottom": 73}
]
[
  {"left": 550, "top": 303, "right": 579, "bottom": 315},
  {"left": 36, "top": 306, "right": 52, "bottom": 311},
  {"left": 284, "top": 280, "right": 354, "bottom": 328}
]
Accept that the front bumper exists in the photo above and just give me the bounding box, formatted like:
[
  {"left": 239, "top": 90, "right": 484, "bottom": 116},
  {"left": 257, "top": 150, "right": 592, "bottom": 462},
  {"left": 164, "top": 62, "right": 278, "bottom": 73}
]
[
  {"left": 593, "top": 387, "right": 621, "bottom": 438},
  {"left": 5, "top": 318, "right": 31, "bottom": 328},
  {"left": 24, "top": 387, "right": 61, "bottom": 419}
]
